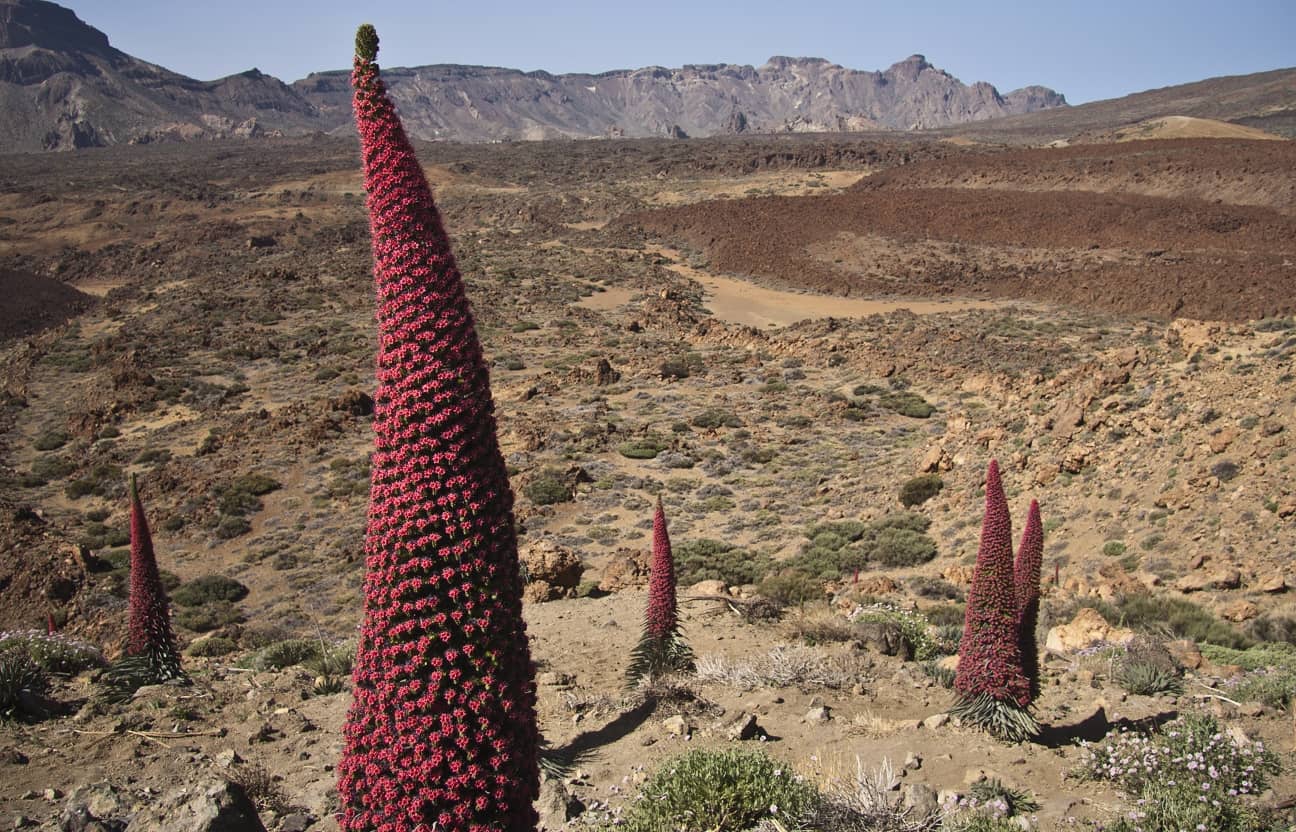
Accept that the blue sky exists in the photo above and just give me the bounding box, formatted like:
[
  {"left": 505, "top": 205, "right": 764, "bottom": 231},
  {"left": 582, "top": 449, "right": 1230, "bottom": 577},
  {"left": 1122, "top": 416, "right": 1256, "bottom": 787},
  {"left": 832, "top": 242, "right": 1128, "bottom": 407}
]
[{"left": 63, "top": 1, "right": 1294, "bottom": 104}]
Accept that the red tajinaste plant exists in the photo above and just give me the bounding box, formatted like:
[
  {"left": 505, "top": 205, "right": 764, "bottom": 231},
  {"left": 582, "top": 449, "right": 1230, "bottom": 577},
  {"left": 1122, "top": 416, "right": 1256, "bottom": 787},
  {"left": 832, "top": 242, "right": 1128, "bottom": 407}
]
[
  {"left": 126, "top": 474, "right": 182, "bottom": 681},
  {"left": 951, "top": 459, "right": 1036, "bottom": 741},
  {"left": 1014, "top": 499, "right": 1044, "bottom": 702},
  {"left": 627, "top": 497, "right": 694, "bottom": 686},
  {"left": 336, "top": 24, "right": 539, "bottom": 832}
]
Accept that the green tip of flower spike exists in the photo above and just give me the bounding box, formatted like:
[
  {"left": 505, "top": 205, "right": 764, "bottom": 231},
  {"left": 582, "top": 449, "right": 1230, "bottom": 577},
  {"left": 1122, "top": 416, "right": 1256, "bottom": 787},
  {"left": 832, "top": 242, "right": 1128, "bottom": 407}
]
[
  {"left": 129, "top": 472, "right": 139, "bottom": 503},
  {"left": 355, "top": 24, "right": 379, "bottom": 63}
]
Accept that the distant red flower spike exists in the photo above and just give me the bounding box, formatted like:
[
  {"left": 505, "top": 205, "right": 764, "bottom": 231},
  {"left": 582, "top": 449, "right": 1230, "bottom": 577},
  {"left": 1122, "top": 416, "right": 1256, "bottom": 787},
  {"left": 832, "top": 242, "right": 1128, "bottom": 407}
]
[
  {"left": 954, "top": 460, "right": 1031, "bottom": 710},
  {"left": 336, "top": 24, "right": 539, "bottom": 832},
  {"left": 1014, "top": 499, "right": 1044, "bottom": 701},
  {"left": 126, "top": 474, "right": 182, "bottom": 681},
  {"left": 627, "top": 497, "right": 694, "bottom": 686}
]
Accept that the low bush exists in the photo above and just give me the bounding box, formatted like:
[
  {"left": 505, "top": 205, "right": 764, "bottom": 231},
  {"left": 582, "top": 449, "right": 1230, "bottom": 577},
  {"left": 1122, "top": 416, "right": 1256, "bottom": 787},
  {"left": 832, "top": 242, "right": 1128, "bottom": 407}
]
[
  {"left": 618, "top": 436, "right": 668, "bottom": 460},
  {"left": 757, "top": 570, "right": 824, "bottom": 606},
  {"left": 175, "top": 601, "right": 244, "bottom": 633},
  {"left": 878, "top": 391, "right": 935, "bottom": 418},
  {"left": 170, "top": 575, "right": 249, "bottom": 607},
  {"left": 523, "top": 473, "right": 570, "bottom": 506},
  {"left": 187, "top": 637, "right": 238, "bottom": 658},
  {"left": 623, "top": 747, "right": 819, "bottom": 832},
  {"left": 850, "top": 604, "right": 939, "bottom": 661},
  {"left": 899, "top": 473, "right": 943, "bottom": 507},
  {"left": 1114, "top": 660, "right": 1183, "bottom": 695},
  {"left": 691, "top": 409, "right": 741, "bottom": 429},
  {"left": 0, "top": 649, "right": 47, "bottom": 719},
  {"left": 0, "top": 631, "right": 103, "bottom": 674},
  {"left": 871, "top": 526, "right": 937, "bottom": 567},
  {"left": 675, "top": 540, "right": 770, "bottom": 587},
  {"left": 33, "top": 430, "right": 70, "bottom": 451},
  {"left": 1081, "top": 712, "right": 1279, "bottom": 832},
  {"left": 239, "top": 639, "right": 321, "bottom": 671}
]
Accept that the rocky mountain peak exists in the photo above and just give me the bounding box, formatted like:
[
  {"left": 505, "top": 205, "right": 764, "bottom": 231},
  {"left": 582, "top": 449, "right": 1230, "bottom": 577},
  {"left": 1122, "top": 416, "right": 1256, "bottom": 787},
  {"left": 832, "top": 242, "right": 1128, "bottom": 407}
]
[{"left": 0, "top": 0, "right": 111, "bottom": 55}]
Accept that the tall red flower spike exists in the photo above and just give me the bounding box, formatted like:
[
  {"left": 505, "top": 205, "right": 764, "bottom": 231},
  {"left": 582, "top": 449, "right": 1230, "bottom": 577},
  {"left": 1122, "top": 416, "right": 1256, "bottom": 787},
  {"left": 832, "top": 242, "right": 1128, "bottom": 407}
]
[
  {"left": 627, "top": 497, "right": 694, "bottom": 686},
  {"left": 337, "top": 24, "right": 539, "bottom": 832},
  {"left": 1014, "top": 499, "right": 1044, "bottom": 702},
  {"left": 126, "top": 474, "right": 182, "bottom": 681},
  {"left": 646, "top": 497, "right": 679, "bottom": 640},
  {"left": 952, "top": 460, "right": 1035, "bottom": 740}
]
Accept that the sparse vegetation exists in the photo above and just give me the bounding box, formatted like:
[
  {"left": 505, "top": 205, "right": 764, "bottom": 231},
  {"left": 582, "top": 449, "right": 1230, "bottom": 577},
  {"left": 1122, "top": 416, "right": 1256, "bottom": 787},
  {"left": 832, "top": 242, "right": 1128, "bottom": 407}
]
[
  {"left": 623, "top": 748, "right": 819, "bottom": 832},
  {"left": 899, "top": 473, "right": 943, "bottom": 507}
]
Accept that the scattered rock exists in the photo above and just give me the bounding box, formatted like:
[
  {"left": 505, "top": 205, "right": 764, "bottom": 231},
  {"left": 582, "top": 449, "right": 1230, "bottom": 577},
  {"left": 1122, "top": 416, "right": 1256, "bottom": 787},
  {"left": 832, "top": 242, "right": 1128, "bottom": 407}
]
[
  {"left": 853, "top": 619, "right": 913, "bottom": 660},
  {"left": 1260, "top": 574, "right": 1287, "bottom": 593},
  {"left": 1164, "top": 640, "right": 1204, "bottom": 670},
  {"left": 903, "top": 752, "right": 923, "bottom": 771},
  {"left": 662, "top": 715, "right": 691, "bottom": 737},
  {"left": 213, "top": 749, "right": 243, "bottom": 769},
  {"left": 1045, "top": 607, "right": 1134, "bottom": 653},
  {"left": 921, "top": 712, "right": 950, "bottom": 730},
  {"left": 1176, "top": 567, "right": 1241, "bottom": 593},
  {"left": 902, "top": 783, "right": 940, "bottom": 819},
  {"left": 520, "top": 540, "right": 584, "bottom": 601},
  {"left": 803, "top": 705, "right": 832, "bottom": 725},
  {"left": 598, "top": 548, "right": 648, "bottom": 592},
  {"left": 246, "top": 235, "right": 276, "bottom": 249},
  {"left": 329, "top": 389, "right": 374, "bottom": 417},
  {"left": 725, "top": 712, "right": 765, "bottom": 741},
  {"left": 278, "top": 815, "right": 312, "bottom": 832},
  {"left": 131, "top": 778, "right": 266, "bottom": 832},
  {"left": 0, "top": 748, "right": 27, "bottom": 765},
  {"left": 537, "top": 778, "right": 585, "bottom": 829},
  {"left": 1220, "top": 599, "right": 1259, "bottom": 622},
  {"left": 537, "top": 671, "right": 574, "bottom": 688}
]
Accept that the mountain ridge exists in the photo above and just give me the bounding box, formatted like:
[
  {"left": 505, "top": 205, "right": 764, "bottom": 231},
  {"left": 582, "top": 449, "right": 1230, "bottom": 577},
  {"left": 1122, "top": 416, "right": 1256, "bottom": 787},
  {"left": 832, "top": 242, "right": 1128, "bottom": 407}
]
[{"left": 0, "top": 0, "right": 1066, "bottom": 150}]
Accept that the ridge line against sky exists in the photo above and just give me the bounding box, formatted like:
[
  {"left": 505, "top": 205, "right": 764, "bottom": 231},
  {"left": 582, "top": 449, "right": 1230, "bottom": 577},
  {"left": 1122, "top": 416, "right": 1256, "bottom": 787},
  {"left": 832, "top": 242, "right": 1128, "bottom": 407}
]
[{"left": 58, "top": 0, "right": 1296, "bottom": 105}]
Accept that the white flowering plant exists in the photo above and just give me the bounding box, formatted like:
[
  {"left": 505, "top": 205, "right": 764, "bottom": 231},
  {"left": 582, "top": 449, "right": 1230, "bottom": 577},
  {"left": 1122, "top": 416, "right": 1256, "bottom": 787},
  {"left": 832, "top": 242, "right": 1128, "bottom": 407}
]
[{"left": 1079, "top": 712, "right": 1280, "bottom": 832}]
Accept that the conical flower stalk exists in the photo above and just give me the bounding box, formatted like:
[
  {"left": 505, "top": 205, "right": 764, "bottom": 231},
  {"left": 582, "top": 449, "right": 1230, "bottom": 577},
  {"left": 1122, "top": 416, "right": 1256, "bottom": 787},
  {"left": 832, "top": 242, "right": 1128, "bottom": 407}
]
[
  {"left": 337, "top": 24, "right": 539, "bottom": 832},
  {"left": 951, "top": 460, "right": 1035, "bottom": 741},
  {"left": 1014, "top": 499, "right": 1044, "bottom": 702},
  {"left": 126, "top": 474, "right": 182, "bottom": 681},
  {"left": 627, "top": 497, "right": 694, "bottom": 686}
]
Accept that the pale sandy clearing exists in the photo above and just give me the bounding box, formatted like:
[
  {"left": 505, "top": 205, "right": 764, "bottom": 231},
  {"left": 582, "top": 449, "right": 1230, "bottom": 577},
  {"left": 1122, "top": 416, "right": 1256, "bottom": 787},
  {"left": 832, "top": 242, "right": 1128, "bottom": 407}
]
[{"left": 1115, "top": 115, "right": 1286, "bottom": 142}]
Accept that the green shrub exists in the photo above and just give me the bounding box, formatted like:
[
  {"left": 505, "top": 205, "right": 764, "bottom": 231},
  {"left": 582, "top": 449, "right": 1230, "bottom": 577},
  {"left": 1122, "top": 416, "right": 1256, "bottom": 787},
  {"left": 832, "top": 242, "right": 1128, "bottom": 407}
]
[
  {"left": 187, "top": 637, "right": 238, "bottom": 658},
  {"left": 852, "top": 604, "right": 939, "bottom": 660},
  {"left": 659, "top": 358, "right": 691, "bottom": 380},
  {"left": 871, "top": 527, "right": 937, "bottom": 567},
  {"left": 1109, "top": 595, "right": 1251, "bottom": 649},
  {"left": 879, "top": 391, "right": 935, "bottom": 418},
  {"left": 871, "top": 512, "right": 931, "bottom": 534},
  {"left": 1234, "top": 670, "right": 1296, "bottom": 709},
  {"left": 1200, "top": 641, "right": 1296, "bottom": 671},
  {"left": 65, "top": 463, "right": 124, "bottom": 499},
  {"left": 240, "top": 639, "right": 321, "bottom": 671},
  {"left": 175, "top": 601, "right": 244, "bottom": 632},
  {"left": 852, "top": 383, "right": 884, "bottom": 396},
  {"left": 899, "top": 474, "right": 943, "bottom": 507},
  {"left": 214, "top": 516, "right": 252, "bottom": 539},
  {"left": 618, "top": 436, "right": 668, "bottom": 460},
  {"left": 303, "top": 641, "right": 356, "bottom": 677},
  {"left": 1102, "top": 540, "right": 1127, "bottom": 557},
  {"left": 30, "top": 456, "right": 74, "bottom": 482},
  {"left": 923, "top": 602, "right": 966, "bottom": 627},
  {"left": 0, "top": 631, "right": 103, "bottom": 674},
  {"left": 170, "top": 575, "right": 250, "bottom": 607},
  {"left": 1082, "top": 712, "right": 1280, "bottom": 832},
  {"left": 691, "top": 409, "right": 741, "bottom": 429},
  {"left": 1115, "top": 660, "right": 1183, "bottom": 695},
  {"left": 757, "top": 570, "right": 824, "bottom": 606},
  {"left": 523, "top": 473, "right": 570, "bottom": 506},
  {"left": 33, "top": 430, "right": 70, "bottom": 451},
  {"left": 511, "top": 320, "right": 540, "bottom": 333},
  {"left": 675, "top": 540, "right": 770, "bottom": 587},
  {"left": 623, "top": 748, "right": 819, "bottom": 832},
  {"left": 0, "top": 649, "right": 47, "bottom": 719}
]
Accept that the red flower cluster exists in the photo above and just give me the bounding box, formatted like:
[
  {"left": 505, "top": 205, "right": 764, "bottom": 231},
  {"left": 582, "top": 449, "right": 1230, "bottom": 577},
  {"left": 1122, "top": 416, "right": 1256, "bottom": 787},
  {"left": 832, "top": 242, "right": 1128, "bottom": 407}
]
[
  {"left": 1014, "top": 499, "right": 1044, "bottom": 700},
  {"left": 645, "top": 497, "right": 679, "bottom": 641},
  {"left": 954, "top": 460, "right": 1031, "bottom": 708},
  {"left": 126, "top": 474, "right": 182, "bottom": 681},
  {"left": 336, "top": 25, "right": 539, "bottom": 832}
]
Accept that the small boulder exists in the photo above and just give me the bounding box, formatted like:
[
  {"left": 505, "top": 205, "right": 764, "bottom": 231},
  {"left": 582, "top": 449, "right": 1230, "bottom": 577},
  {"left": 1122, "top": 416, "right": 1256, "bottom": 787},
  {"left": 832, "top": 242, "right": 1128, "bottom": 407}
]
[
  {"left": 520, "top": 541, "right": 584, "bottom": 600},
  {"left": 1045, "top": 607, "right": 1134, "bottom": 654}
]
